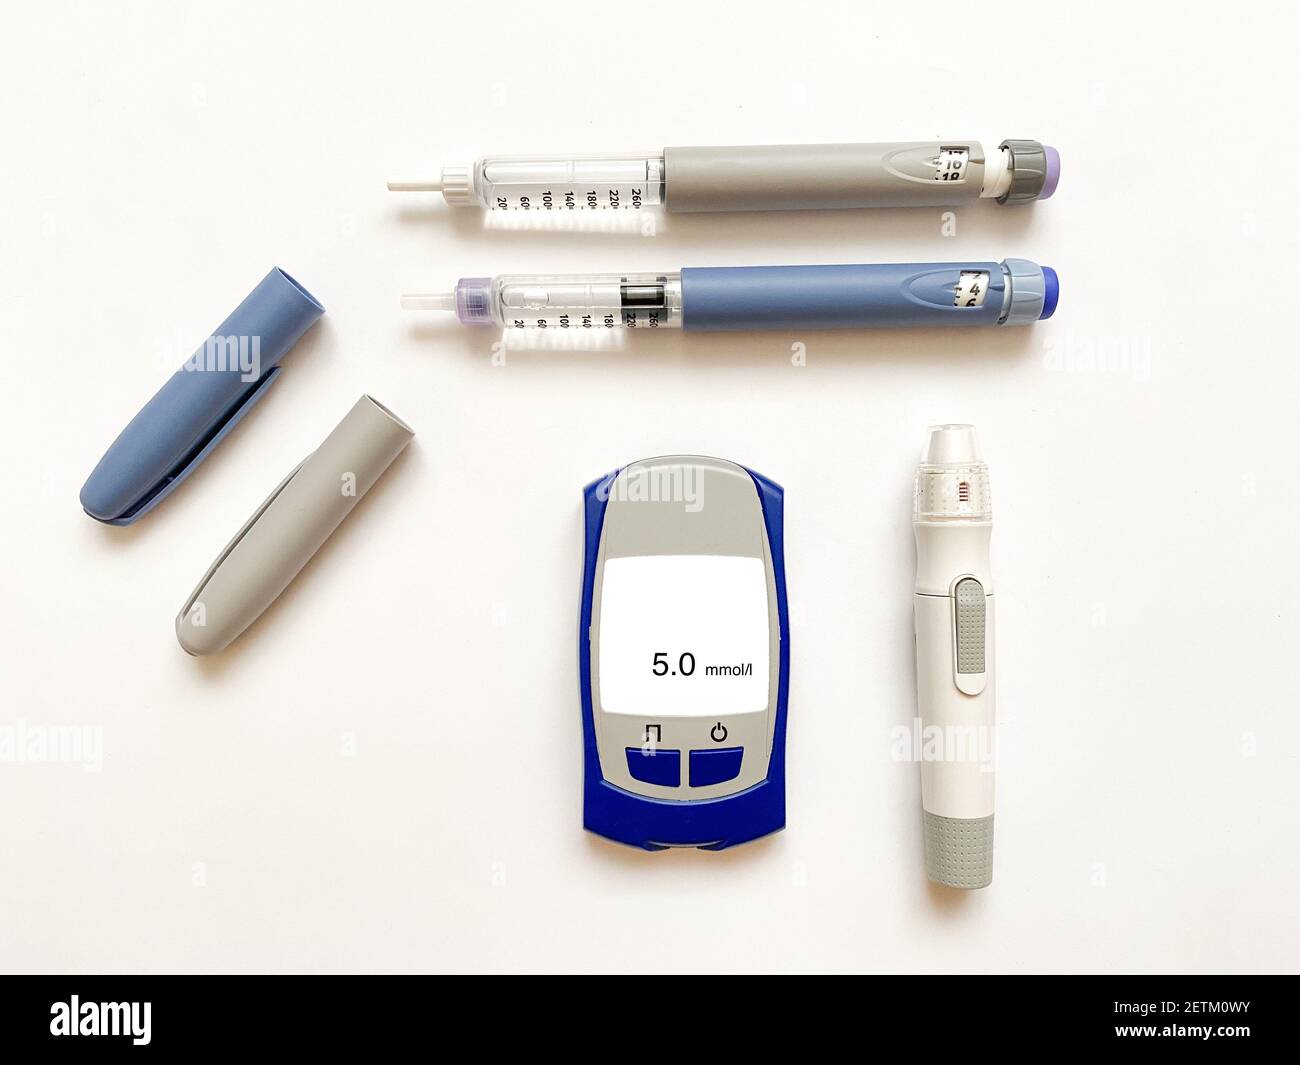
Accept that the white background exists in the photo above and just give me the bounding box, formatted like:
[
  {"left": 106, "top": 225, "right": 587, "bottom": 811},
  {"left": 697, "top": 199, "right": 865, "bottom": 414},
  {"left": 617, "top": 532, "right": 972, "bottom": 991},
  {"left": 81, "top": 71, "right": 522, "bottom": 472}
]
[{"left": 2, "top": 1, "right": 1297, "bottom": 974}]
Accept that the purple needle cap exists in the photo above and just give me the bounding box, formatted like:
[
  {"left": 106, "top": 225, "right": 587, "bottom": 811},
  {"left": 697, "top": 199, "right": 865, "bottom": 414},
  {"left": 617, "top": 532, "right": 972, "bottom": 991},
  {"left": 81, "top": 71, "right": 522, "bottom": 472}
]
[{"left": 455, "top": 277, "right": 495, "bottom": 325}]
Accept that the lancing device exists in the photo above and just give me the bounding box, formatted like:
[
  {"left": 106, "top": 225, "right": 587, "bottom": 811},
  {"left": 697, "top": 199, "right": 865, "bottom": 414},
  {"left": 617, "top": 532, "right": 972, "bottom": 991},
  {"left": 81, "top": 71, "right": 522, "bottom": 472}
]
[
  {"left": 913, "top": 425, "right": 996, "bottom": 889},
  {"left": 388, "top": 139, "right": 1059, "bottom": 212},
  {"left": 401, "top": 259, "right": 1058, "bottom": 331}
]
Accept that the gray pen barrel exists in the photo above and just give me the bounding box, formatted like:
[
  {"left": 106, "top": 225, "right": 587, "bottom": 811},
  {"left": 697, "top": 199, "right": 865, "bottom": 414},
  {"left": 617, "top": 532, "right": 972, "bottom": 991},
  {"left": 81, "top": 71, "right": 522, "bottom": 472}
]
[{"left": 663, "top": 142, "right": 988, "bottom": 213}]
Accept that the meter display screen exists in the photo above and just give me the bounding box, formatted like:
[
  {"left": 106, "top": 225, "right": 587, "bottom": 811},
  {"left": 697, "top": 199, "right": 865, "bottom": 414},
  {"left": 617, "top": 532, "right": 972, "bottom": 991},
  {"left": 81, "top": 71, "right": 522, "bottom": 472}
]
[{"left": 597, "top": 554, "right": 770, "bottom": 717}]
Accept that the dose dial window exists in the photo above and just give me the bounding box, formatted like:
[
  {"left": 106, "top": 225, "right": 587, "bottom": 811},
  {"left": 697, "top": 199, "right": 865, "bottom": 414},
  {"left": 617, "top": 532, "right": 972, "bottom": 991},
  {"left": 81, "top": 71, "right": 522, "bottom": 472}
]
[
  {"left": 598, "top": 554, "right": 770, "bottom": 717},
  {"left": 935, "top": 147, "right": 969, "bottom": 181}
]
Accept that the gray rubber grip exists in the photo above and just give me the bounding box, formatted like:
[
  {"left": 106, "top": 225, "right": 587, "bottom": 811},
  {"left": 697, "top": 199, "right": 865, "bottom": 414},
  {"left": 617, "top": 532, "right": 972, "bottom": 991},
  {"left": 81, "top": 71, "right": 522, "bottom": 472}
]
[
  {"left": 924, "top": 812, "right": 994, "bottom": 889},
  {"left": 663, "top": 142, "right": 986, "bottom": 213},
  {"left": 175, "top": 395, "right": 414, "bottom": 655},
  {"left": 954, "top": 578, "right": 987, "bottom": 673}
]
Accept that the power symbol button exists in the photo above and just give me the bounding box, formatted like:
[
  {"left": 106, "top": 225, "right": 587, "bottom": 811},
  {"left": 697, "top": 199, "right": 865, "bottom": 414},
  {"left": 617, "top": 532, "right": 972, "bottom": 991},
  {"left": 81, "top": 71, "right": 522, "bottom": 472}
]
[{"left": 710, "top": 722, "right": 728, "bottom": 743}]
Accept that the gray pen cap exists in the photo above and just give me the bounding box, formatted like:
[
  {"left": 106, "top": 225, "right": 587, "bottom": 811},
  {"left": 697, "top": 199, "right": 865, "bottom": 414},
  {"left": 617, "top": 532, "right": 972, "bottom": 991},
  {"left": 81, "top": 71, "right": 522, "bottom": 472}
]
[{"left": 175, "top": 395, "right": 415, "bottom": 656}]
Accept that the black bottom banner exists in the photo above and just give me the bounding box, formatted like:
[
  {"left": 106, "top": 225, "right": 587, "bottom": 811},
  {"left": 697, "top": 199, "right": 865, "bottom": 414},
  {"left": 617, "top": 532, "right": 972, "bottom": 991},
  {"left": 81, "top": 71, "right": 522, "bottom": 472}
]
[{"left": 0, "top": 975, "right": 1292, "bottom": 1053}]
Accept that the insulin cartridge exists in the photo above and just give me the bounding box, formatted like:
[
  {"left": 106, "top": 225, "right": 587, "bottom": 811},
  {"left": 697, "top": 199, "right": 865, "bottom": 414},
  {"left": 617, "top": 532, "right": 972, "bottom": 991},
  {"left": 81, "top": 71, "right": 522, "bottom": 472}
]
[
  {"left": 913, "top": 425, "right": 996, "bottom": 889},
  {"left": 401, "top": 259, "right": 1058, "bottom": 331},
  {"left": 389, "top": 139, "right": 1058, "bottom": 212}
]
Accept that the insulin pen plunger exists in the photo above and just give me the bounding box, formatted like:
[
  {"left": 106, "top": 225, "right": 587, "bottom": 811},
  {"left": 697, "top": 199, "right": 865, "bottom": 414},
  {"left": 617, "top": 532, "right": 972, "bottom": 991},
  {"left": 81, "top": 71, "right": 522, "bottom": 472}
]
[
  {"left": 388, "top": 139, "right": 1059, "bottom": 212},
  {"left": 913, "top": 425, "right": 996, "bottom": 889}
]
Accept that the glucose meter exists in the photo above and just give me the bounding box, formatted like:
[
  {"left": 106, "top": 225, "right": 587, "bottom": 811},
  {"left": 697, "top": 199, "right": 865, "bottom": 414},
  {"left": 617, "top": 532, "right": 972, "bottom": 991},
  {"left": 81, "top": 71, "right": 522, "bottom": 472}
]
[{"left": 579, "top": 456, "right": 789, "bottom": 850}]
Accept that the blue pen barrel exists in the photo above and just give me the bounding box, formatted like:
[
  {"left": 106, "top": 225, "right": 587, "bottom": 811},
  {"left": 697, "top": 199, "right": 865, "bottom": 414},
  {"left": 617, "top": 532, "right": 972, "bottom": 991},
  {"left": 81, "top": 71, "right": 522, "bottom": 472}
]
[
  {"left": 680, "top": 262, "right": 1012, "bottom": 331},
  {"left": 80, "top": 268, "right": 324, "bottom": 524}
]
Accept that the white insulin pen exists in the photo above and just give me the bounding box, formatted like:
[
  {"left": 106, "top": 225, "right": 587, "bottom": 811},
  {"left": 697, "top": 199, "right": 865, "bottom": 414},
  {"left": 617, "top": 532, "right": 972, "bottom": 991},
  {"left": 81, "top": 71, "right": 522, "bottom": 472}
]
[
  {"left": 388, "top": 139, "right": 1058, "bottom": 212},
  {"left": 401, "top": 260, "right": 1058, "bottom": 331},
  {"left": 913, "top": 425, "right": 996, "bottom": 889}
]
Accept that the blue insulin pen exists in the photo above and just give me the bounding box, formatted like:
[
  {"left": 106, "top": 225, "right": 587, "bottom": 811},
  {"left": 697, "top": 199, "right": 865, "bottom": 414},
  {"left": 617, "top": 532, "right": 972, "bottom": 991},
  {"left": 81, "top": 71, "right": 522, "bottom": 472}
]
[{"left": 400, "top": 259, "right": 1058, "bottom": 331}]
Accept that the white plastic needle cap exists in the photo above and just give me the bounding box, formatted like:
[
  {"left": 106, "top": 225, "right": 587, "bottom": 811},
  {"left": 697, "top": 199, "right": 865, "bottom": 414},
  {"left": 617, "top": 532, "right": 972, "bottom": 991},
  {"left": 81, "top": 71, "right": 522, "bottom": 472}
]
[
  {"left": 400, "top": 293, "right": 456, "bottom": 311},
  {"left": 923, "top": 424, "right": 982, "bottom": 465},
  {"left": 387, "top": 177, "right": 445, "bottom": 192}
]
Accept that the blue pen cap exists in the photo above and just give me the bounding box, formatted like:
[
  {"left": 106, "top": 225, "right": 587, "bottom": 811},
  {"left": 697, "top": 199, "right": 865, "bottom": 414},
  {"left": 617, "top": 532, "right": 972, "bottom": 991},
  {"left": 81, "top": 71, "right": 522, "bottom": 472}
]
[{"left": 80, "top": 267, "right": 324, "bottom": 525}]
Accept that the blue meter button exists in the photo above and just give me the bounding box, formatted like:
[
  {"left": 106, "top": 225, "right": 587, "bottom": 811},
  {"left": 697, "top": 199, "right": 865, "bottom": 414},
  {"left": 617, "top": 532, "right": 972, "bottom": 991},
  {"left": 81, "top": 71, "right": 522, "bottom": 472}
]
[
  {"left": 689, "top": 747, "right": 744, "bottom": 787},
  {"left": 625, "top": 747, "right": 681, "bottom": 787}
]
